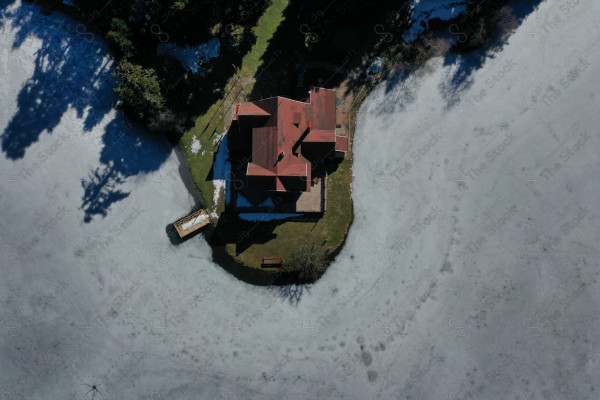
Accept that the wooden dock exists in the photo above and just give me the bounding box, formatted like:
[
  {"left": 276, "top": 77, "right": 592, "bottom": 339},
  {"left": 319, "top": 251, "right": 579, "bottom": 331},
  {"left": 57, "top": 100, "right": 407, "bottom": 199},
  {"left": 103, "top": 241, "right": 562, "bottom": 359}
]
[{"left": 173, "top": 209, "right": 211, "bottom": 238}]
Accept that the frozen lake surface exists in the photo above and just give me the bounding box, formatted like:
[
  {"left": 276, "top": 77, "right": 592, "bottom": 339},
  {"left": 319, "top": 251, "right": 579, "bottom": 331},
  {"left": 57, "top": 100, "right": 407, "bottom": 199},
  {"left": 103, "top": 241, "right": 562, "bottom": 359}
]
[{"left": 1, "top": 0, "right": 600, "bottom": 399}]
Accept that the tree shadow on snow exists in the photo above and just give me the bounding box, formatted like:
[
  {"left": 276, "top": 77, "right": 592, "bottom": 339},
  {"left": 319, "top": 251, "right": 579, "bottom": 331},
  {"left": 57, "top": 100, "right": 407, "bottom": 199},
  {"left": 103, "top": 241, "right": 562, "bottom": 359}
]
[
  {"left": 372, "top": 65, "right": 427, "bottom": 120},
  {"left": 0, "top": 1, "right": 114, "bottom": 159},
  {"left": 0, "top": 1, "right": 170, "bottom": 222},
  {"left": 80, "top": 164, "right": 130, "bottom": 223},
  {"left": 80, "top": 114, "right": 170, "bottom": 222},
  {"left": 367, "top": 0, "right": 546, "bottom": 118},
  {"left": 439, "top": 0, "right": 545, "bottom": 110},
  {"left": 273, "top": 284, "right": 311, "bottom": 307}
]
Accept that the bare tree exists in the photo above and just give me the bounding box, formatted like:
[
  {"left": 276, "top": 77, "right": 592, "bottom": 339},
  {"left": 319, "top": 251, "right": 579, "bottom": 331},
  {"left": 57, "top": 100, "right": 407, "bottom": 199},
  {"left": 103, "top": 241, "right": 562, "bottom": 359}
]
[
  {"left": 147, "top": 108, "right": 187, "bottom": 137},
  {"left": 286, "top": 241, "right": 329, "bottom": 281}
]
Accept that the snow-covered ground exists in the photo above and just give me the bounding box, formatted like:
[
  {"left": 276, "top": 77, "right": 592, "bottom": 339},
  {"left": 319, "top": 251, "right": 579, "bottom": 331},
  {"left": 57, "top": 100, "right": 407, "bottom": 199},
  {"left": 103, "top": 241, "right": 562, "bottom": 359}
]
[
  {"left": 1, "top": 0, "right": 600, "bottom": 399},
  {"left": 190, "top": 135, "right": 201, "bottom": 155},
  {"left": 405, "top": 0, "right": 470, "bottom": 41}
]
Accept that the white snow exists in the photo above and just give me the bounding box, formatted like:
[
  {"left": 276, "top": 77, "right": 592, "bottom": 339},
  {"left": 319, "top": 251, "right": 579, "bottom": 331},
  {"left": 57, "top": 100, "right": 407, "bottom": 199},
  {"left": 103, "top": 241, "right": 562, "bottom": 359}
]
[
  {"left": 211, "top": 131, "right": 230, "bottom": 210},
  {"left": 405, "top": 0, "right": 470, "bottom": 41},
  {"left": 2, "top": 0, "right": 600, "bottom": 399},
  {"left": 212, "top": 179, "right": 225, "bottom": 209},
  {"left": 181, "top": 213, "right": 209, "bottom": 230},
  {"left": 156, "top": 37, "right": 220, "bottom": 75},
  {"left": 190, "top": 135, "right": 201, "bottom": 155}
]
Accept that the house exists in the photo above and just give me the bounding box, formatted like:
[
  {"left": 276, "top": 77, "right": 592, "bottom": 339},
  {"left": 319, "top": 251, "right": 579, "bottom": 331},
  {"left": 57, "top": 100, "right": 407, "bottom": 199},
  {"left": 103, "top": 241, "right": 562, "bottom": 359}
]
[{"left": 229, "top": 87, "right": 347, "bottom": 193}]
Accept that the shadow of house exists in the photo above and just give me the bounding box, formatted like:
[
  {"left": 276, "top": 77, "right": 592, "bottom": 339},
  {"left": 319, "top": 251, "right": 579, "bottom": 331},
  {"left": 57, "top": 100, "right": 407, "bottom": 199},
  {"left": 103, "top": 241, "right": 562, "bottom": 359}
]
[
  {"left": 206, "top": 130, "right": 231, "bottom": 181},
  {"left": 209, "top": 213, "right": 322, "bottom": 286},
  {"left": 211, "top": 213, "right": 278, "bottom": 255}
]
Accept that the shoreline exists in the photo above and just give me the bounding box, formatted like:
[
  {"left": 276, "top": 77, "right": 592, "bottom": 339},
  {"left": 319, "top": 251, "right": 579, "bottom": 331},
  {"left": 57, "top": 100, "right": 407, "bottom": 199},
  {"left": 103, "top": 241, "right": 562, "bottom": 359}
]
[{"left": 34, "top": 0, "right": 520, "bottom": 284}]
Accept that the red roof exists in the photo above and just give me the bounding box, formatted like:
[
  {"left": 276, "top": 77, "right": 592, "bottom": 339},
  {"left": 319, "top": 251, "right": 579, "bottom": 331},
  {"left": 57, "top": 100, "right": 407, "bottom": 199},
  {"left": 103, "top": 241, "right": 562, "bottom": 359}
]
[
  {"left": 335, "top": 136, "right": 349, "bottom": 152},
  {"left": 235, "top": 102, "right": 271, "bottom": 117},
  {"left": 234, "top": 87, "right": 338, "bottom": 192},
  {"left": 305, "top": 129, "right": 335, "bottom": 143}
]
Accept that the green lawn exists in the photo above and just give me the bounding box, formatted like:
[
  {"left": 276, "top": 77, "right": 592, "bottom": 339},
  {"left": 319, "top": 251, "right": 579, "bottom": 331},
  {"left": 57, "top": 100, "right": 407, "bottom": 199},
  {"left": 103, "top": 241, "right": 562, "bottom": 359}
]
[
  {"left": 238, "top": 0, "right": 289, "bottom": 77},
  {"left": 180, "top": 0, "right": 289, "bottom": 213},
  {"left": 226, "top": 159, "right": 354, "bottom": 269}
]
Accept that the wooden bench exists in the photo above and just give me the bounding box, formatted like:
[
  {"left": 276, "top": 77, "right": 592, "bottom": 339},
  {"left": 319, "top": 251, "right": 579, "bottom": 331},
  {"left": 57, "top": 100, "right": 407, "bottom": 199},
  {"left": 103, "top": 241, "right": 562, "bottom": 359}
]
[{"left": 261, "top": 256, "right": 284, "bottom": 268}]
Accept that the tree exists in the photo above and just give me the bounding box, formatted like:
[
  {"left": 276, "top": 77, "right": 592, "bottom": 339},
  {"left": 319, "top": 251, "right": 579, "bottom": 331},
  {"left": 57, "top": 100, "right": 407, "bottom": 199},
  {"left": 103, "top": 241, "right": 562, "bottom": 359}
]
[
  {"left": 170, "top": 0, "right": 188, "bottom": 12},
  {"left": 286, "top": 241, "right": 329, "bottom": 281},
  {"left": 147, "top": 108, "right": 187, "bottom": 138},
  {"left": 115, "top": 62, "right": 165, "bottom": 120},
  {"left": 106, "top": 18, "right": 135, "bottom": 59}
]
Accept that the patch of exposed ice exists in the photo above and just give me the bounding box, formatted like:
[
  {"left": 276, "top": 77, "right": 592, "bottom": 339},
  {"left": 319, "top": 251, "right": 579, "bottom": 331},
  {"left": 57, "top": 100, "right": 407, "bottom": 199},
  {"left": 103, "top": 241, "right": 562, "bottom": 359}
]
[
  {"left": 368, "top": 57, "right": 384, "bottom": 75},
  {"left": 236, "top": 194, "right": 275, "bottom": 207},
  {"left": 238, "top": 213, "right": 300, "bottom": 221},
  {"left": 236, "top": 193, "right": 253, "bottom": 207},
  {"left": 156, "top": 38, "right": 220, "bottom": 75}
]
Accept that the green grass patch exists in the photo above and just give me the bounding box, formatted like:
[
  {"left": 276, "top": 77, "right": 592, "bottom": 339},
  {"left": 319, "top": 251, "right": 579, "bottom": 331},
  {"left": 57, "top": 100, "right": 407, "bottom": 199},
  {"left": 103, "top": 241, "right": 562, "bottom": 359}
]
[
  {"left": 239, "top": 0, "right": 289, "bottom": 77},
  {"left": 226, "top": 159, "right": 354, "bottom": 269}
]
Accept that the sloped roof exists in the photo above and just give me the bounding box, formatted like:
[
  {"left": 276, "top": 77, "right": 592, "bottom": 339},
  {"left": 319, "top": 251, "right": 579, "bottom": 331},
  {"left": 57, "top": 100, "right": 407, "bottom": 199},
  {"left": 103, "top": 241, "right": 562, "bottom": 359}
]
[
  {"left": 305, "top": 129, "right": 335, "bottom": 143},
  {"left": 235, "top": 102, "right": 271, "bottom": 117},
  {"left": 234, "top": 87, "right": 337, "bottom": 192},
  {"left": 335, "top": 136, "right": 349, "bottom": 152}
]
